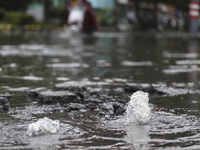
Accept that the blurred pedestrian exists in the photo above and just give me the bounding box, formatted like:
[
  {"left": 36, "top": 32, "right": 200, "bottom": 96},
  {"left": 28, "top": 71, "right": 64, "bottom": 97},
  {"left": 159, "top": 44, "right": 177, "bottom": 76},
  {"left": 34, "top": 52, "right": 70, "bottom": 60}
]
[
  {"left": 66, "top": 0, "right": 85, "bottom": 32},
  {"left": 81, "top": 0, "right": 99, "bottom": 33},
  {"left": 66, "top": 0, "right": 99, "bottom": 34},
  {"left": 126, "top": 11, "right": 137, "bottom": 25}
]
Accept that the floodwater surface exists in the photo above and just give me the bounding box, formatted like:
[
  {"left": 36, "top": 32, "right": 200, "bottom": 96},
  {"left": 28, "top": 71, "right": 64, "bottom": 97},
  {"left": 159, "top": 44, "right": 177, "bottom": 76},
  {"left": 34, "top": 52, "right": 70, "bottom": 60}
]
[{"left": 0, "top": 31, "right": 200, "bottom": 149}]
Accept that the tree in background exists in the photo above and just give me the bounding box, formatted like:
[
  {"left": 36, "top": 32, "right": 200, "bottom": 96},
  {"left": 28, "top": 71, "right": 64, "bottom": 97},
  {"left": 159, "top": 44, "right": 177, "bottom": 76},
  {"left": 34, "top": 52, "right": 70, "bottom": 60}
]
[
  {"left": 159, "top": 0, "right": 188, "bottom": 12},
  {"left": 0, "top": 0, "right": 53, "bottom": 23},
  {"left": 44, "top": 0, "right": 52, "bottom": 22},
  {"left": 140, "top": 0, "right": 188, "bottom": 11},
  {"left": 0, "top": 0, "right": 29, "bottom": 11},
  {"left": 132, "top": 0, "right": 189, "bottom": 30}
]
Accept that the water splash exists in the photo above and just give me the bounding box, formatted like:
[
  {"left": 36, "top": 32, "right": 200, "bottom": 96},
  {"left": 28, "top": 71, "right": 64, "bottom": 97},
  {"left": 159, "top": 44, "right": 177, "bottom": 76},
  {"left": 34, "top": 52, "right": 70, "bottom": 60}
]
[
  {"left": 27, "top": 117, "right": 60, "bottom": 136},
  {"left": 125, "top": 91, "right": 150, "bottom": 125}
]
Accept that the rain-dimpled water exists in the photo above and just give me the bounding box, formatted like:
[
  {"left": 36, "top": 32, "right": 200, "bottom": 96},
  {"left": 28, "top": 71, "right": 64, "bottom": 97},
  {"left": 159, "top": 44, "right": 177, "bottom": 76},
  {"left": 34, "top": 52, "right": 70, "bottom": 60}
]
[{"left": 0, "top": 31, "right": 200, "bottom": 149}]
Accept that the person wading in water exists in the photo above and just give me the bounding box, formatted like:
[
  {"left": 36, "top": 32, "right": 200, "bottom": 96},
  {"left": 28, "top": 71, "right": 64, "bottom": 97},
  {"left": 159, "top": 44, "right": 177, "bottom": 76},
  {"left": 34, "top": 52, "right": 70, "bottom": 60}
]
[{"left": 66, "top": 0, "right": 99, "bottom": 34}]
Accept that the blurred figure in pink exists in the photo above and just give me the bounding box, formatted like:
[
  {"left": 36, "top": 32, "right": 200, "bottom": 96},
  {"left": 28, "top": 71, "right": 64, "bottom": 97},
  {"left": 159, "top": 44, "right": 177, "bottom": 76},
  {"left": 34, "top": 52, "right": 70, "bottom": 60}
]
[{"left": 66, "top": 0, "right": 99, "bottom": 34}]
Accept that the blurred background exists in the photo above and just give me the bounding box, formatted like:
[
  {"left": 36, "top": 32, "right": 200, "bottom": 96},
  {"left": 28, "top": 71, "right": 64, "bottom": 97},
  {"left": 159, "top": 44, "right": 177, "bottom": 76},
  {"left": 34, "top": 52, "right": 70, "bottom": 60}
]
[{"left": 0, "top": 0, "right": 190, "bottom": 32}]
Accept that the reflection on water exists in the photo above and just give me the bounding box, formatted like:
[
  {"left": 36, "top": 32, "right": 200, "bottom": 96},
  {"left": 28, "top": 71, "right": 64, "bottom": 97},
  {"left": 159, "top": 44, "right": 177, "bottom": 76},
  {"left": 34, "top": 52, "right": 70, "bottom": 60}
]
[
  {"left": 0, "top": 31, "right": 200, "bottom": 149},
  {"left": 124, "top": 125, "right": 150, "bottom": 148}
]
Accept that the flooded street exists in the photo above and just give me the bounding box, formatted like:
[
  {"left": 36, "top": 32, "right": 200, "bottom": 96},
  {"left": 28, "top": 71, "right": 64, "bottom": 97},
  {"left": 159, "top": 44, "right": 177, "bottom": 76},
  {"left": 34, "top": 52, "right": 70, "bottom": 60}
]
[{"left": 1, "top": 30, "right": 200, "bottom": 149}]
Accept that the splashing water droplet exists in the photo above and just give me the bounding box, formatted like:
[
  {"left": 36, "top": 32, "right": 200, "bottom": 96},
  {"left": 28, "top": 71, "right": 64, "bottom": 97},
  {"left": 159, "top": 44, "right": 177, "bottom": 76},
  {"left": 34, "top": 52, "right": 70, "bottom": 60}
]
[
  {"left": 125, "top": 91, "right": 150, "bottom": 125},
  {"left": 27, "top": 117, "right": 60, "bottom": 136}
]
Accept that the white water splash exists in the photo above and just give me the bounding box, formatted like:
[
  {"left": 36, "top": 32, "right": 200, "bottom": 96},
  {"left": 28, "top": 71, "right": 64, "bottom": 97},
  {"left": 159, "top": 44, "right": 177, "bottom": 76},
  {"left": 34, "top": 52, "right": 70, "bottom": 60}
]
[
  {"left": 27, "top": 117, "right": 60, "bottom": 136},
  {"left": 125, "top": 91, "right": 150, "bottom": 125}
]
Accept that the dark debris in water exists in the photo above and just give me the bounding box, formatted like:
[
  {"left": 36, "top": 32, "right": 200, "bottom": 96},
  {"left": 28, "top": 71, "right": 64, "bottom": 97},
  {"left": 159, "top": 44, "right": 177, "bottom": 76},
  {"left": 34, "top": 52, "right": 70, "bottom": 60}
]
[
  {"left": 26, "top": 81, "right": 128, "bottom": 117},
  {"left": 25, "top": 81, "right": 200, "bottom": 117},
  {"left": 39, "top": 90, "right": 81, "bottom": 104},
  {"left": 27, "top": 91, "right": 125, "bottom": 118},
  {"left": 124, "top": 83, "right": 200, "bottom": 97},
  {"left": 24, "top": 80, "right": 200, "bottom": 121},
  {"left": 0, "top": 94, "right": 11, "bottom": 112}
]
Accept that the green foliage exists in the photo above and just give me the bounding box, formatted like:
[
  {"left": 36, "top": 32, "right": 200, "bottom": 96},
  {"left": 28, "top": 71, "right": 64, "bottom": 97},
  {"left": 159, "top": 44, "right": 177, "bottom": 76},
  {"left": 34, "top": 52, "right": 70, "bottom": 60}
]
[
  {"left": 0, "top": 0, "right": 29, "bottom": 11},
  {"left": 49, "top": 7, "right": 67, "bottom": 24},
  {"left": 137, "top": 0, "right": 189, "bottom": 12},
  {"left": 50, "top": 7, "right": 66, "bottom": 18},
  {"left": 96, "top": 8, "right": 116, "bottom": 25},
  {"left": 159, "top": 0, "right": 189, "bottom": 11},
  {"left": 5, "top": 12, "right": 35, "bottom": 25},
  {"left": 0, "top": 8, "right": 6, "bottom": 20}
]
